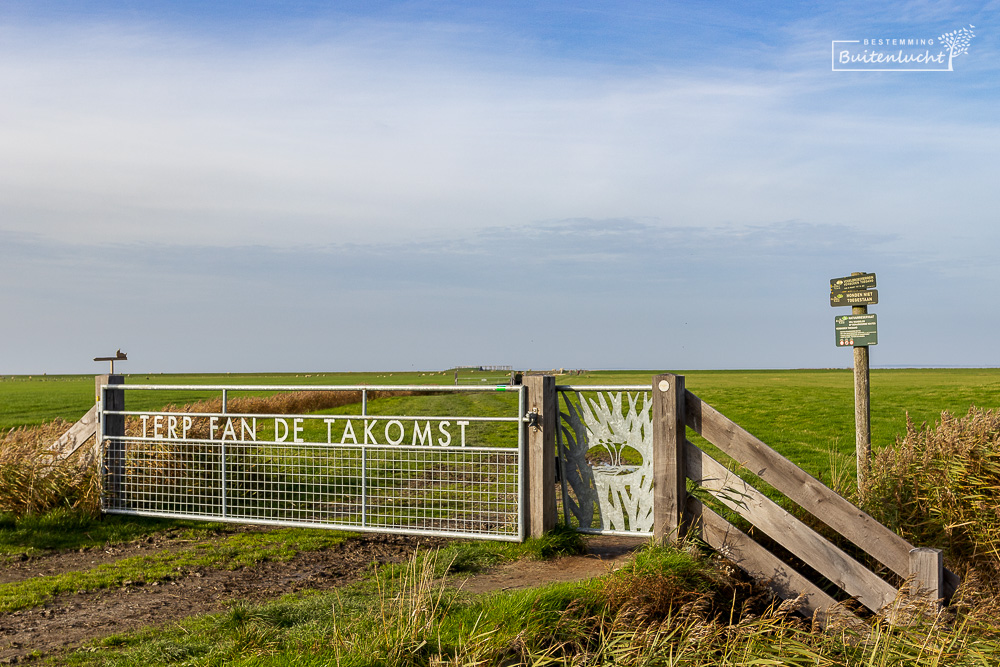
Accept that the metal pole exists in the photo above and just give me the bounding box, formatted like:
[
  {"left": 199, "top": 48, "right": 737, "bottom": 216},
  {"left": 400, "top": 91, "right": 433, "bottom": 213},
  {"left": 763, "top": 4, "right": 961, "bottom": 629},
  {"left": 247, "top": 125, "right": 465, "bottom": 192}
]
[
  {"left": 361, "top": 446, "right": 367, "bottom": 527},
  {"left": 221, "top": 389, "right": 228, "bottom": 517},
  {"left": 221, "top": 439, "right": 227, "bottom": 518}
]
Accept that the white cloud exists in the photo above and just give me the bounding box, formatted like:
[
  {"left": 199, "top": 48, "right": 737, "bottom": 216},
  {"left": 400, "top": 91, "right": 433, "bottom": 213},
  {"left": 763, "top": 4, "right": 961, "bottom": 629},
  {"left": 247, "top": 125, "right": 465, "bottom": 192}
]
[
  {"left": 2, "top": 16, "right": 998, "bottom": 252},
  {"left": 2, "top": 6, "right": 1000, "bottom": 374}
]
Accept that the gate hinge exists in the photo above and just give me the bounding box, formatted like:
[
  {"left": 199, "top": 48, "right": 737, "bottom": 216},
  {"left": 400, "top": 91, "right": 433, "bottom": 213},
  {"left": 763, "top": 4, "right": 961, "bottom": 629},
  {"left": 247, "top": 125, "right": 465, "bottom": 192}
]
[{"left": 525, "top": 410, "right": 540, "bottom": 430}]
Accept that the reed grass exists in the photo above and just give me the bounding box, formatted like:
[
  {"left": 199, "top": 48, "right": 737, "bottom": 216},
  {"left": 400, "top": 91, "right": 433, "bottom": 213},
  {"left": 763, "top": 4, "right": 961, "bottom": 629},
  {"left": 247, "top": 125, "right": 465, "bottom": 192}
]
[
  {"left": 861, "top": 406, "right": 1000, "bottom": 593},
  {"left": 0, "top": 418, "right": 100, "bottom": 518}
]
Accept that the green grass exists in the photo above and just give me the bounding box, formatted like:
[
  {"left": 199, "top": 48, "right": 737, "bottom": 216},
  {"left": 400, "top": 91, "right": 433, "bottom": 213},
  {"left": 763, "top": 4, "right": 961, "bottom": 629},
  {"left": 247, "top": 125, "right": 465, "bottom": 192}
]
[
  {"left": 0, "top": 370, "right": 459, "bottom": 431},
  {"left": 0, "top": 526, "right": 349, "bottom": 612},
  {"left": 8, "top": 369, "right": 1000, "bottom": 469},
  {"left": 6, "top": 369, "right": 1000, "bottom": 664},
  {"left": 562, "top": 368, "right": 1000, "bottom": 483},
  {"left": 0, "top": 510, "right": 234, "bottom": 559},
  {"left": 59, "top": 540, "right": 1000, "bottom": 666}
]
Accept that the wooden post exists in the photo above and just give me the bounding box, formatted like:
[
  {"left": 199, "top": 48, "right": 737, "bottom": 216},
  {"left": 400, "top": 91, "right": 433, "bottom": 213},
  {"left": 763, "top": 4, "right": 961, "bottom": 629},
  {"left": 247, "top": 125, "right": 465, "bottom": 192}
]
[
  {"left": 653, "top": 373, "right": 686, "bottom": 543},
  {"left": 853, "top": 292, "right": 872, "bottom": 490},
  {"left": 524, "top": 375, "right": 556, "bottom": 538},
  {"left": 97, "top": 374, "right": 126, "bottom": 507},
  {"left": 909, "top": 547, "right": 943, "bottom": 606}
]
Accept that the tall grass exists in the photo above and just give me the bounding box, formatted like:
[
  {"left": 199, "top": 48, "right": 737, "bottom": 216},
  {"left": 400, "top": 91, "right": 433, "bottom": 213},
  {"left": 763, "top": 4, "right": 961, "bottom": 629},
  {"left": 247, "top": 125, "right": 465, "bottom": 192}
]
[
  {"left": 862, "top": 406, "right": 1000, "bottom": 592},
  {"left": 0, "top": 418, "right": 100, "bottom": 517}
]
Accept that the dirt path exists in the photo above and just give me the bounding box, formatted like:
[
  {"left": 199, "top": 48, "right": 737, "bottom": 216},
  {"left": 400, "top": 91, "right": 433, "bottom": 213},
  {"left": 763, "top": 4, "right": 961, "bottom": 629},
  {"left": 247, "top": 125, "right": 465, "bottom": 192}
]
[
  {"left": 0, "top": 534, "right": 644, "bottom": 664},
  {"left": 459, "top": 535, "right": 644, "bottom": 594}
]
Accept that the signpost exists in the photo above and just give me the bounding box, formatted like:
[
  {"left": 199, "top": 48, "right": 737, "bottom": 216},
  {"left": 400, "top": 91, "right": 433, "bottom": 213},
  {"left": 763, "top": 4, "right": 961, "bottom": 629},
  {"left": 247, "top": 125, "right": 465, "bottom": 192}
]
[
  {"left": 835, "top": 314, "right": 878, "bottom": 347},
  {"left": 830, "top": 289, "right": 878, "bottom": 307},
  {"left": 830, "top": 273, "right": 877, "bottom": 490},
  {"left": 830, "top": 272, "right": 876, "bottom": 291}
]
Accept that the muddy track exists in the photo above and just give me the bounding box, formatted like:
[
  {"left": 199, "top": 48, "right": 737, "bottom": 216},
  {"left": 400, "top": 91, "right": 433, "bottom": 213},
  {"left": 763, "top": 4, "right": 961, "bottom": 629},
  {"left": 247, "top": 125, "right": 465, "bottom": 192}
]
[
  {"left": 0, "top": 534, "right": 643, "bottom": 664},
  {"left": 0, "top": 533, "right": 448, "bottom": 664}
]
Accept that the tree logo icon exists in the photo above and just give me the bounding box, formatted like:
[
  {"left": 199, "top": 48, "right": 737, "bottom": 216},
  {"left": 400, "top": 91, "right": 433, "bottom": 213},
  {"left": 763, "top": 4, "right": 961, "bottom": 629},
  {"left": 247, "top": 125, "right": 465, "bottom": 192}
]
[{"left": 939, "top": 25, "right": 975, "bottom": 71}]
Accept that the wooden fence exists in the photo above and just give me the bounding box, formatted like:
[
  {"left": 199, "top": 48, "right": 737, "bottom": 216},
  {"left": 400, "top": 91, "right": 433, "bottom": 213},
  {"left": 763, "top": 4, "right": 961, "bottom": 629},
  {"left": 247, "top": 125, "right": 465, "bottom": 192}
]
[{"left": 525, "top": 373, "right": 958, "bottom": 621}]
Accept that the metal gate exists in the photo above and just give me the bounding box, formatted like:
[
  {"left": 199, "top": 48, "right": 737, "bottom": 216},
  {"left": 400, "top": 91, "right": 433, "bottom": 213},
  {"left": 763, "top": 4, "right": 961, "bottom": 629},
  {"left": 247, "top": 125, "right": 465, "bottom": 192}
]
[
  {"left": 98, "top": 384, "right": 526, "bottom": 541},
  {"left": 556, "top": 385, "right": 655, "bottom": 537}
]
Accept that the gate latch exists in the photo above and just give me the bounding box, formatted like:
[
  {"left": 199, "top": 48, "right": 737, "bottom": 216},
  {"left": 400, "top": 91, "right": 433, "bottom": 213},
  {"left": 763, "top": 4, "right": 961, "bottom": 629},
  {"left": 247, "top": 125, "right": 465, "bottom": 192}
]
[{"left": 526, "top": 410, "right": 540, "bottom": 430}]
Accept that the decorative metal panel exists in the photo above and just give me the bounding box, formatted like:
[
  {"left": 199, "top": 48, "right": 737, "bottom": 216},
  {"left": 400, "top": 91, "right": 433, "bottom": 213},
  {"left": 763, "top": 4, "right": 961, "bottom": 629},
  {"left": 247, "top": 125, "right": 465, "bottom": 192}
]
[{"left": 558, "top": 391, "right": 653, "bottom": 534}]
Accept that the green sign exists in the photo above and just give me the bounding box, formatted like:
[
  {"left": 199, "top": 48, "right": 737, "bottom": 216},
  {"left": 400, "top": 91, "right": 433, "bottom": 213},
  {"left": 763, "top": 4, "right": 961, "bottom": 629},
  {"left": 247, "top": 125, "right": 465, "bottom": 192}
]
[
  {"left": 830, "top": 273, "right": 876, "bottom": 291},
  {"left": 835, "top": 314, "right": 877, "bottom": 347},
  {"left": 830, "top": 289, "right": 879, "bottom": 307}
]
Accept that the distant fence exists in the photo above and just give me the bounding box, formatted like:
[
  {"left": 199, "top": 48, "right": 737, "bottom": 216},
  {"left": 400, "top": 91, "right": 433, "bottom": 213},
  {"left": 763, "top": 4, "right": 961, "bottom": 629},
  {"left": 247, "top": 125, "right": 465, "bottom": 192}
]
[{"left": 453, "top": 369, "right": 518, "bottom": 386}]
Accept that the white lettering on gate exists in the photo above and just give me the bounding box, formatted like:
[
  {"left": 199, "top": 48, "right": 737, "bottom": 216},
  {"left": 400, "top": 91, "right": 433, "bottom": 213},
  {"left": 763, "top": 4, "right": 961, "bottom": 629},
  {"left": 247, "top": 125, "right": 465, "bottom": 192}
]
[
  {"left": 341, "top": 420, "right": 358, "bottom": 444},
  {"left": 274, "top": 418, "right": 289, "bottom": 442},
  {"left": 240, "top": 417, "right": 256, "bottom": 441},
  {"left": 384, "top": 420, "right": 405, "bottom": 445},
  {"left": 437, "top": 421, "right": 451, "bottom": 446},
  {"left": 141, "top": 414, "right": 195, "bottom": 440},
  {"left": 412, "top": 421, "right": 432, "bottom": 446},
  {"left": 139, "top": 413, "right": 480, "bottom": 447}
]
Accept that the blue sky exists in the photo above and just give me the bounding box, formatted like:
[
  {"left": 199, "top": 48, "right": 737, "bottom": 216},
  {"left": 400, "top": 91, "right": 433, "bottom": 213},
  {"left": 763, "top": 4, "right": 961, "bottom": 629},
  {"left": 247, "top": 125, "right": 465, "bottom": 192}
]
[{"left": 2, "top": 1, "right": 999, "bottom": 374}]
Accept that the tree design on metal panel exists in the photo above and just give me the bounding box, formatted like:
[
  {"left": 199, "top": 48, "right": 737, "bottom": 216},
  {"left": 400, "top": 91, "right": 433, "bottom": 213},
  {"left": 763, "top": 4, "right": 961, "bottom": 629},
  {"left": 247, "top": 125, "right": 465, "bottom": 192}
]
[{"left": 559, "top": 391, "right": 653, "bottom": 533}]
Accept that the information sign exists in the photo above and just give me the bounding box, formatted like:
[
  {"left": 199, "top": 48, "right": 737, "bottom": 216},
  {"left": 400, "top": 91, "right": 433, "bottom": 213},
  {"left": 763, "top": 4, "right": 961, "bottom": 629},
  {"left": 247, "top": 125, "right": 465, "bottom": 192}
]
[
  {"left": 835, "top": 314, "right": 878, "bottom": 347},
  {"left": 830, "top": 273, "right": 876, "bottom": 291},
  {"left": 830, "top": 289, "right": 879, "bottom": 307}
]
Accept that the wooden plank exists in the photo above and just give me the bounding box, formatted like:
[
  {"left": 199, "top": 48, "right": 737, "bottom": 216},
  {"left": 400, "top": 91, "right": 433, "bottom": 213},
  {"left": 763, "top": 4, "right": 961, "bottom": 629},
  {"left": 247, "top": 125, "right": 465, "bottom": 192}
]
[
  {"left": 689, "top": 497, "right": 854, "bottom": 627},
  {"left": 45, "top": 404, "right": 98, "bottom": 461},
  {"left": 685, "top": 391, "right": 960, "bottom": 600},
  {"left": 686, "top": 391, "right": 913, "bottom": 576},
  {"left": 909, "top": 548, "right": 943, "bottom": 602},
  {"left": 525, "top": 375, "right": 556, "bottom": 538},
  {"left": 686, "top": 442, "right": 898, "bottom": 613},
  {"left": 652, "top": 373, "right": 686, "bottom": 543}
]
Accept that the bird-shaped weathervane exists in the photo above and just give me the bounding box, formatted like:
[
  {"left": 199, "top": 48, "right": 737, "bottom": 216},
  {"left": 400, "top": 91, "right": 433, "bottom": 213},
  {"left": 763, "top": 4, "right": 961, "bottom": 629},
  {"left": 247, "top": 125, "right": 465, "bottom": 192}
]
[{"left": 93, "top": 349, "right": 128, "bottom": 374}]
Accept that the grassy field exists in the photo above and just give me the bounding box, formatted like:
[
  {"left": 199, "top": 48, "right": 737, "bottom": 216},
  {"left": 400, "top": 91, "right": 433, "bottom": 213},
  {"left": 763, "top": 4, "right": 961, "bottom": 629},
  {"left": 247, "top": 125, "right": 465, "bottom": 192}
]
[
  {"left": 7, "top": 367, "right": 999, "bottom": 484},
  {"left": 4, "top": 368, "right": 1000, "bottom": 664},
  {"left": 0, "top": 371, "right": 458, "bottom": 431}
]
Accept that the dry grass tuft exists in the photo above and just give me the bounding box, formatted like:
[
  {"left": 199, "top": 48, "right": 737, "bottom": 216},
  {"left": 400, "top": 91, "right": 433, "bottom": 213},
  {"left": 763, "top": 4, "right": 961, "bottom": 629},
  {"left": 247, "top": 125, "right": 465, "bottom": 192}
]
[
  {"left": 0, "top": 420, "right": 100, "bottom": 517},
  {"left": 862, "top": 406, "right": 1000, "bottom": 593}
]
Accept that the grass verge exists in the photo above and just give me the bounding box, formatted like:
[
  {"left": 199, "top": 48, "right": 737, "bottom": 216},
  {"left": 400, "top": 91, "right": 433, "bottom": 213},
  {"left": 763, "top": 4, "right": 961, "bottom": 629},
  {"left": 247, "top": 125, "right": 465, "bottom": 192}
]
[
  {"left": 60, "top": 541, "right": 1000, "bottom": 666},
  {"left": 0, "top": 527, "right": 348, "bottom": 613}
]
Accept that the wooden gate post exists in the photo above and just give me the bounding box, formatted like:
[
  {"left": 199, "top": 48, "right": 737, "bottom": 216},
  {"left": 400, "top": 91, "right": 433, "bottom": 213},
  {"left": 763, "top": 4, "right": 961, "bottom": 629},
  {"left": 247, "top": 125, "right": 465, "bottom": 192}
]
[
  {"left": 524, "top": 375, "right": 556, "bottom": 538},
  {"left": 909, "top": 547, "right": 944, "bottom": 607},
  {"left": 653, "top": 373, "right": 686, "bottom": 543},
  {"left": 97, "top": 374, "right": 126, "bottom": 506}
]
